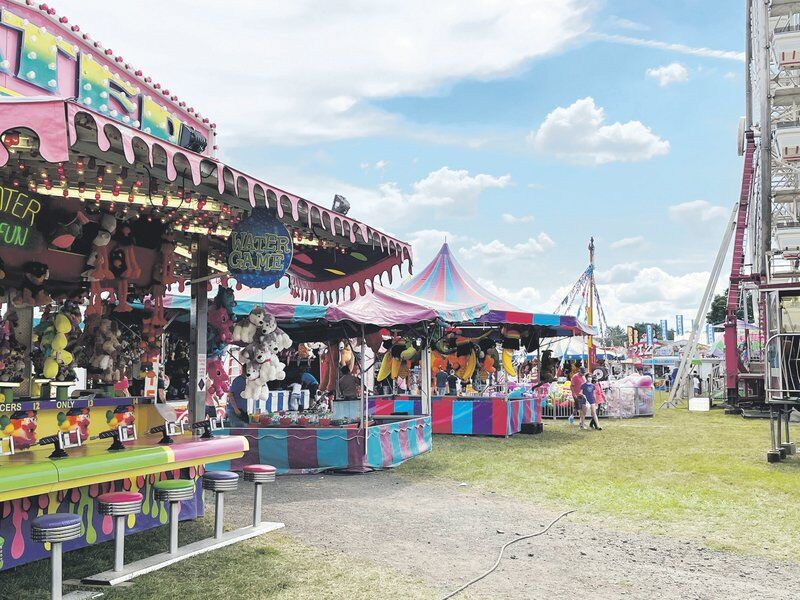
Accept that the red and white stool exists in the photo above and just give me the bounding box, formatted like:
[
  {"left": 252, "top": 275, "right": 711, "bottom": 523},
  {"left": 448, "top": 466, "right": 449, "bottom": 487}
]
[
  {"left": 242, "top": 464, "right": 276, "bottom": 527},
  {"left": 97, "top": 491, "right": 143, "bottom": 573}
]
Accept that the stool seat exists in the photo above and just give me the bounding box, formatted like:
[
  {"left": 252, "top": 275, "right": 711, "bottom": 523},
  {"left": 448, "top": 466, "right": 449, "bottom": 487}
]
[
  {"left": 243, "top": 464, "right": 277, "bottom": 483},
  {"left": 31, "top": 513, "right": 83, "bottom": 543},
  {"left": 98, "top": 491, "right": 144, "bottom": 516},
  {"left": 154, "top": 479, "right": 195, "bottom": 502},
  {"left": 203, "top": 470, "right": 239, "bottom": 492},
  {"left": 98, "top": 491, "right": 143, "bottom": 504}
]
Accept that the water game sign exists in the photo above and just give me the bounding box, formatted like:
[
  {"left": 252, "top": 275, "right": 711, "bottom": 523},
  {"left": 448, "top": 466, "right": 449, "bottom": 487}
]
[
  {"left": 0, "top": 185, "right": 42, "bottom": 249},
  {"left": 0, "top": 3, "right": 211, "bottom": 153},
  {"left": 227, "top": 208, "right": 293, "bottom": 288}
]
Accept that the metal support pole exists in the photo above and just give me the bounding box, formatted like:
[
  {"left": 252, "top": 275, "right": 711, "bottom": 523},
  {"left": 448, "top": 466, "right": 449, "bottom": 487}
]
[
  {"left": 214, "top": 492, "right": 224, "bottom": 539},
  {"left": 189, "top": 234, "right": 209, "bottom": 424},
  {"left": 51, "top": 541, "right": 62, "bottom": 600},
  {"left": 114, "top": 516, "right": 125, "bottom": 572},
  {"left": 665, "top": 203, "right": 740, "bottom": 407},
  {"left": 169, "top": 502, "right": 180, "bottom": 554},
  {"left": 760, "top": 0, "right": 771, "bottom": 277},
  {"left": 420, "top": 343, "right": 432, "bottom": 415},
  {"left": 252, "top": 483, "right": 263, "bottom": 527},
  {"left": 745, "top": 0, "right": 753, "bottom": 129},
  {"left": 16, "top": 305, "right": 33, "bottom": 396}
]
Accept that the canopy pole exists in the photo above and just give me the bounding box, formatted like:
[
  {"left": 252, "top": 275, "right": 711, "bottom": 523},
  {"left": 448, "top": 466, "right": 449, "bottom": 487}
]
[
  {"left": 421, "top": 331, "right": 432, "bottom": 415},
  {"left": 360, "top": 326, "right": 369, "bottom": 466},
  {"left": 189, "top": 234, "right": 209, "bottom": 424}
]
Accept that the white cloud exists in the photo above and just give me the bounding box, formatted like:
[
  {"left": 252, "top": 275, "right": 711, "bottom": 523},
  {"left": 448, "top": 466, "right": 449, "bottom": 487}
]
[
  {"left": 530, "top": 97, "right": 670, "bottom": 165},
  {"left": 646, "top": 63, "right": 689, "bottom": 87},
  {"left": 723, "top": 72, "right": 737, "bottom": 81},
  {"left": 57, "top": 0, "right": 592, "bottom": 145},
  {"left": 502, "top": 213, "right": 535, "bottom": 224},
  {"left": 607, "top": 16, "right": 649, "bottom": 31},
  {"left": 405, "top": 229, "right": 462, "bottom": 266},
  {"left": 476, "top": 279, "right": 542, "bottom": 311},
  {"left": 360, "top": 160, "right": 389, "bottom": 171},
  {"left": 459, "top": 233, "right": 555, "bottom": 262},
  {"left": 668, "top": 200, "right": 727, "bottom": 223},
  {"left": 267, "top": 167, "right": 510, "bottom": 233},
  {"left": 610, "top": 236, "right": 645, "bottom": 249},
  {"left": 595, "top": 262, "right": 642, "bottom": 284},
  {"left": 592, "top": 33, "right": 745, "bottom": 62}
]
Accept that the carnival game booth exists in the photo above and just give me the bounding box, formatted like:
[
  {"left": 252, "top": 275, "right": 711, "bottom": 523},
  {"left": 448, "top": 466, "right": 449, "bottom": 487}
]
[
  {"left": 0, "top": 0, "right": 412, "bottom": 576},
  {"left": 213, "top": 286, "right": 488, "bottom": 473},
  {"left": 381, "top": 242, "right": 594, "bottom": 436}
]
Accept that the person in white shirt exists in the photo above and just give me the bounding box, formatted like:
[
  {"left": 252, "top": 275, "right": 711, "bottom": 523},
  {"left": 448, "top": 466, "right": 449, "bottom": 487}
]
[{"left": 289, "top": 381, "right": 302, "bottom": 411}]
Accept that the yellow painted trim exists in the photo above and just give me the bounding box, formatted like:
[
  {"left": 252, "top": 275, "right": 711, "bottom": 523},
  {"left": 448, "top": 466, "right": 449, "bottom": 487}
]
[
  {"left": 0, "top": 86, "right": 23, "bottom": 97},
  {"left": 0, "top": 451, "right": 244, "bottom": 502}
]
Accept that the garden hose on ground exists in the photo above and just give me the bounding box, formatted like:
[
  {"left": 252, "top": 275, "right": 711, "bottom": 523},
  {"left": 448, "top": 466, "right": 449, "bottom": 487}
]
[{"left": 440, "top": 509, "right": 577, "bottom": 600}]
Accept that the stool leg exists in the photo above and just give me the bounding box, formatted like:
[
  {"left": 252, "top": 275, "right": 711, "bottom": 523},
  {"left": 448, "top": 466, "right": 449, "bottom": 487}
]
[
  {"left": 214, "top": 492, "right": 225, "bottom": 539},
  {"left": 252, "top": 483, "right": 262, "bottom": 527},
  {"left": 51, "top": 541, "right": 63, "bottom": 600},
  {"left": 114, "top": 515, "right": 126, "bottom": 572},
  {"left": 169, "top": 502, "right": 180, "bottom": 554}
]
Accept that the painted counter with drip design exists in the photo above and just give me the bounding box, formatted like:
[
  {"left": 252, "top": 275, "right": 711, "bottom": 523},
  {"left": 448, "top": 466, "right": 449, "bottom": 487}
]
[
  {"left": 210, "top": 415, "right": 432, "bottom": 474},
  {"left": 0, "top": 396, "right": 248, "bottom": 570}
]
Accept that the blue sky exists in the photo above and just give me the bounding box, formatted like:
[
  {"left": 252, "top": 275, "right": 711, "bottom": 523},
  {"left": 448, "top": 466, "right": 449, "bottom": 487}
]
[{"left": 59, "top": 0, "right": 746, "bottom": 325}]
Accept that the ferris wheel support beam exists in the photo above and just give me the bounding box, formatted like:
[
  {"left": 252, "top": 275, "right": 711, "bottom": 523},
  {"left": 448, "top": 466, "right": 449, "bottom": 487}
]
[
  {"left": 759, "top": 0, "right": 771, "bottom": 278},
  {"left": 746, "top": 0, "right": 753, "bottom": 128}
]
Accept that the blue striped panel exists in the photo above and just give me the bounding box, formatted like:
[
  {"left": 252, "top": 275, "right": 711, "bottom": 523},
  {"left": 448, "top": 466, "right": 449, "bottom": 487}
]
[
  {"left": 393, "top": 400, "right": 415, "bottom": 415},
  {"left": 366, "top": 426, "right": 384, "bottom": 466},
  {"left": 451, "top": 401, "right": 473, "bottom": 435},
  {"left": 407, "top": 421, "right": 420, "bottom": 456},
  {"left": 532, "top": 314, "right": 561, "bottom": 326},
  {"left": 389, "top": 422, "right": 403, "bottom": 465},
  {"left": 257, "top": 431, "right": 289, "bottom": 472},
  {"left": 315, "top": 429, "right": 349, "bottom": 469}
]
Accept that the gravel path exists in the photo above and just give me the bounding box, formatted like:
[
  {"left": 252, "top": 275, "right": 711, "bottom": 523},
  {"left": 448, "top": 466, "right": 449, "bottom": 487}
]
[{"left": 217, "top": 471, "right": 800, "bottom": 600}]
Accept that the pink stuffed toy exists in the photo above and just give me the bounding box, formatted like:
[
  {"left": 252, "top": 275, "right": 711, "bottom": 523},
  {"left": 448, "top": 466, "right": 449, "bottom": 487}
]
[
  {"left": 207, "top": 357, "right": 230, "bottom": 399},
  {"left": 208, "top": 306, "right": 233, "bottom": 345}
]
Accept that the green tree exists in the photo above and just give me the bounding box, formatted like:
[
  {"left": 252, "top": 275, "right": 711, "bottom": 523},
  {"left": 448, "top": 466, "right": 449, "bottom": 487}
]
[
  {"left": 706, "top": 290, "right": 743, "bottom": 325},
  {"left": 603, "top": 325, "right": 628, "bottom": 346}
]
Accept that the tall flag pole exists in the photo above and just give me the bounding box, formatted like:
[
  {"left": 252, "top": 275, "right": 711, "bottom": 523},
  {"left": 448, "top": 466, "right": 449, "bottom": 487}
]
[{"left": 587, "top": 237, "right": 596, "bottom": 370}]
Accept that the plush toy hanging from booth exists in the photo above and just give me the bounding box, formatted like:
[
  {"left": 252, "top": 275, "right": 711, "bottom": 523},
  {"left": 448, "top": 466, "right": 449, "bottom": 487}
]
[
  {"left": 207, "top": 286, "right": 236, "bottom": 356},
  {"left": 13, "top": 261, "right": 52, "bottom": 307},
  {"left": 32, "top": 302, "right": 81, "bottom": 382},
  {"left": 233, "top": 307, "right": 292, "bottom": 401}
]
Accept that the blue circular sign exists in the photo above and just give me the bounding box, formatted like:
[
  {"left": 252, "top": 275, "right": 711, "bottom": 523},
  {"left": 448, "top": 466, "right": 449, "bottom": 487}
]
[{"left": 227, "top": 208, "right": 293, "bottom": 288}]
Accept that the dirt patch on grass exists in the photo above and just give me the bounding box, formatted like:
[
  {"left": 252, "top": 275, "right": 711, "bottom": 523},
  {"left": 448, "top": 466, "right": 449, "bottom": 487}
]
[{"left": 227, "top": 471, "right": 800, "bottom": 600}]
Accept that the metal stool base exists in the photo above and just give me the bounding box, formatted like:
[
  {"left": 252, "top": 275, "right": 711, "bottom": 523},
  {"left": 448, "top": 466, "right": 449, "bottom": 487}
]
[{"left": 81, "top": 521, "right": 285, "bottom": 586}]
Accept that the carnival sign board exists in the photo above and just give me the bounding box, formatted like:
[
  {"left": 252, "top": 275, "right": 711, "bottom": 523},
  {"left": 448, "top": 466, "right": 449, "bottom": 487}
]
[
  {"left": 227, "top": 209, "right": 293, "bottom": 289},
  {"left": 0, "top": 2, "right": 212, "bottom": 154}
]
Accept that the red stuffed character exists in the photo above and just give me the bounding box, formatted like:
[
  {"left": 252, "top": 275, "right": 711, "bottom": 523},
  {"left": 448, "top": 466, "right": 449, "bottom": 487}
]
[{"left": 207, "top": 357, "right": 230, "bottom": 399}]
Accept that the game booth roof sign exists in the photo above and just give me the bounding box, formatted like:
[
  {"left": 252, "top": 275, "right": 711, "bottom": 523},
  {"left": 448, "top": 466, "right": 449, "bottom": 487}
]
[{"left": 0, "top": 0, "right": 411, "bottom": 302}]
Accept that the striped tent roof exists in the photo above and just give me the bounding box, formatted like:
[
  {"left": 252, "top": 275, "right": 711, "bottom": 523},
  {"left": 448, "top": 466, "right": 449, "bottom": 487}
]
[{"left": 398, "top": 243, "right": 521, "bottom": 312}]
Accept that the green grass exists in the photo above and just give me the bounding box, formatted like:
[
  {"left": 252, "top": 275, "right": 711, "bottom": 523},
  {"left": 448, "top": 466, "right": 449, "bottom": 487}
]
[
  {"left": 0, "top": 519, "right": 435, "bottom": 600},
  {"left": 399, "top": 401, "right": 800, "bottom": 560}
]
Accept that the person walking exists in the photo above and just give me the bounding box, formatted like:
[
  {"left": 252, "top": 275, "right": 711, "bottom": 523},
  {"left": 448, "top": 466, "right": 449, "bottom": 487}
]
[
  {"left": 301, "top": 368, "right": 319, "bottom": 399},
  {"left": 692, "top": 371, "right": 701, "bottom": 397},
  {"left": 435, "top": 366, "right": 448, "bottom": 396},
  {"left": 582, "top": 376, "right": 602, "bottom": 430},
  {"left": 571, "top": 366, "right": 587, "bottom": 429}
]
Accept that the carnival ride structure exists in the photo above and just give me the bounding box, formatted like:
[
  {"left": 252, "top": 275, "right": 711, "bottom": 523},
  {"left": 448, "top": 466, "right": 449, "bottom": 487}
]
[{"left": 670, "top": 0, "right": 800, "bottom": 461}]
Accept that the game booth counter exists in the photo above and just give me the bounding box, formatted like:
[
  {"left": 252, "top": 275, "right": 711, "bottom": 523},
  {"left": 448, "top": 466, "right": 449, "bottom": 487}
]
[
  {"left": 209, "top": 286, "right": 492, "bottom": 474},
  {"left": 0, "top": 0, "right": 417, "bottom": 579},
  {"left": 377, "top": 242, "right": 595, "bottom": 437}
]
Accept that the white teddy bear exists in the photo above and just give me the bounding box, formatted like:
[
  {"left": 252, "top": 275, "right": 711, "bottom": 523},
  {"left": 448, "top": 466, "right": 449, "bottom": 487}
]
[{"left": 233, "top": 306, "right": 271, "bottom": 344}]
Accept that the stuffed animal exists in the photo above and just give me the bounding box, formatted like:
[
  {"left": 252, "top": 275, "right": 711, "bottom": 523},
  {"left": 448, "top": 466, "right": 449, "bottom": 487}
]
[
  {"left": 208, "top": 306, "right": 233, "bottom": 352},
  {"left": 241, "top": 361, "right": 265, "bottom": 402},
  {"left": 233, "top": 306, "right": 271, "bottom": 344},
  {"left": 13, "top": 261, "right": 52, "bottom": 307},
  {"left": 115, "top": 220, "right": 141, "bottom": 280},
  {"left": 88, "top": 318, "right": 122, "bottom": 384},
  {"left": 109, "top": 247, "right": 133, "bottom": 312},
  {"left": 207, "top": 357, "right": 231, "bottom": 399}
]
